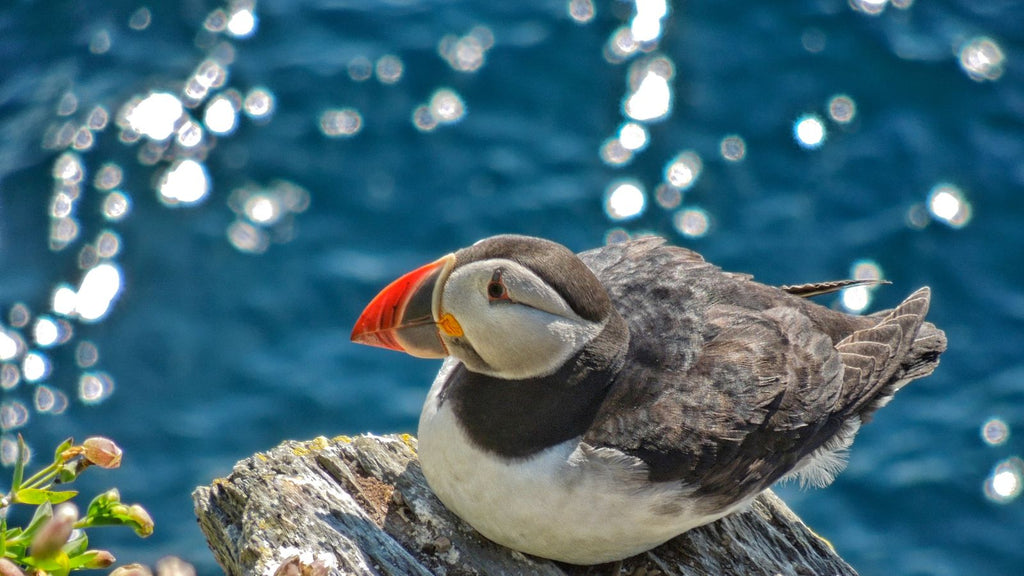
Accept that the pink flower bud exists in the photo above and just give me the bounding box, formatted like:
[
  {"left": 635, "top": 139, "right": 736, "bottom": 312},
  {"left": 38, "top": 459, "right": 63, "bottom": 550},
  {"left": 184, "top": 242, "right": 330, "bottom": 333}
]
[
  {"left": 29, "top": 503, "right": 78, "bottom": 560},
  {"left": 109, "top": 564, "right": 154, "bottom": 576},
  {"left": 82, "top": 437, "right": 123, "bottom": 469},
  {"left": 0, "top": 558, "right": 26, "bottom": 576},
  {"left": 82, "top": 550, "right": 117, "bottom": 569},
  {"left": 127, "top": 504, "right": 155, "bottom": 537}
]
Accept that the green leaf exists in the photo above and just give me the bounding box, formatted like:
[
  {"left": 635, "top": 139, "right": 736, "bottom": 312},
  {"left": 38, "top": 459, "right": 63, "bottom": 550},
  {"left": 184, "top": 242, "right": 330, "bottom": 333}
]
[
  {"left": 19, "top": 501, "right": 53, "bottom": 541},
  {"left": 53, "top": 438, "right": 74, "bottom": 463},
  {"left": 13, "top": 489, "right": 77, "bottom": 505},
  {"left": 11, "top": 435, "right": 27, "bottom": 492},
  {"left": 61, "top": 529, "right": 88, "bottom": 557}
]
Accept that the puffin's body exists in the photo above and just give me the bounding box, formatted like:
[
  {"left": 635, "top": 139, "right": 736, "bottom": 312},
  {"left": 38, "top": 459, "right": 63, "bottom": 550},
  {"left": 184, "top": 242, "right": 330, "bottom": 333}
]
[{"left": 351, "top": 235, "right": 946, "bottom": 565}]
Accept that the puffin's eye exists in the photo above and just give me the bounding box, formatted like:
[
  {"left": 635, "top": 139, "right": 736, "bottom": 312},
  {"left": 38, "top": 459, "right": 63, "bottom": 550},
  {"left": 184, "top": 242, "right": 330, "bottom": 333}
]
[{"left": 487, "top": 269, "right": 510, "bottom": 301}]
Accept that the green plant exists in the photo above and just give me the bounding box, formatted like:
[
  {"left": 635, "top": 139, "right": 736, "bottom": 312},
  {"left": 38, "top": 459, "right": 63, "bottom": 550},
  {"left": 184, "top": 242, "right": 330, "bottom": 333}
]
[{"left": 0, "top": 436, "right": 153, "bottom": 576}]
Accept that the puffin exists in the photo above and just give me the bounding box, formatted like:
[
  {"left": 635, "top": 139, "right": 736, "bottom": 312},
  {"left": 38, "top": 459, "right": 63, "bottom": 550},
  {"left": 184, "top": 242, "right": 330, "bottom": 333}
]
[{"left": 350, "top": 235, "right": 946, "bottom": 565}]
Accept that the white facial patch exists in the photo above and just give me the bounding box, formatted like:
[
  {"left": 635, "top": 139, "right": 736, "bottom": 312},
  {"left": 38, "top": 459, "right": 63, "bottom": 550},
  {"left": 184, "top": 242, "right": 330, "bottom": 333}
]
[{"left": 439, "top": 259, "right": 605, "bottom": 379}]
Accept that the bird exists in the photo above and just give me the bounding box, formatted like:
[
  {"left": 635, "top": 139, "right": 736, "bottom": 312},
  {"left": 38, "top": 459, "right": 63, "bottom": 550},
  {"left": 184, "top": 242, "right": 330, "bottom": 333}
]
[{"left": 350, "top": 234, "right": 946, "bottom": 565}]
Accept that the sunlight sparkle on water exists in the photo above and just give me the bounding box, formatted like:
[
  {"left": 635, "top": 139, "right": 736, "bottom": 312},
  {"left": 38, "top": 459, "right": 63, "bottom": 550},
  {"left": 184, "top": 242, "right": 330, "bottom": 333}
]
[
  {"left": 841, "top": 260, "right": 883, "bottom": 313},
  {"left": 226, "top": 5, "right": 258, "bottom": 39},
  {"left": 985, "top": 458, "right": 1023, "bottom": 504},
  {"left": 599, "top": 137, "right": 633, "bottom": 167},
  {"left": 604, "top": 181, "right": 647, "bottom": 221},
  {"left": 158, "top": 160, "right": 210, "bottom": 205},
  {"left": 102, "top": 191, "right": 131, "bottom": 221},
  {"left": 204, "top": 94, "right": 239, "bottom": 135},
  {"left": 79, "top": 372, "right": 115, "bottom": 405},
  {"left": 959, "top": 37, "right": 1005, "bottom": 82},
  {"left": 22, "top": 352, "right": 50, "bottom": 383},
  {"left": 664, "top": 151, "right": 702, "bottom": 190},
  {"left": 375, "top": 55, "right": 404, "bottom": 84},
  {"left": 1, "top": 365, "right": 19, "bottom": 390},
  {"left": 828, "top": 95, "right": 857, "bottom": 124},
  {"left": 794, "top": 114, "right": 826, "bottom": 149},
  {"left": 927, "top": 183, "right": 971, "bottom": 228},
  {"left": 75, "top": 264, "right": 123, "bottom": 322},
  {"left": 439, "top": 27, "right": 494, "bottom": 73},
  {"left": 0, "top": 331, "right": 20, "bottom": 361},
  {"left": 631, "top": 0, "right": 668, "bottom": 43},
  {"left": 125, "top": 92, "right": 184, "bottom": 141},
  {"left": 982, "top": 418, "right": 1010, "bottom": 446},
  {"left": 568, "top": 0, "right": 596, "bottom": 23},
  {"left": 320, "top": 108, "right": 363, "bottom": 137},
  {"left": 35, "top": 385, "right": 68, "bottom": 414},
  {"left": 1, "top": 401, "right": 30, "bottom": 432},
  {"left": 851, "top": 0, "right": 889, "bottom": 16},
  {"left": 33, "top": 317, "right": 61, "bottom": 348},
  {"left": 625, "top": 71, "right": 671, "bottom": 122},
  {"left": 673, "top": 208, "right": 710, "bottom": 238},
  {"left": 619, "top": 122, "right": 648, "bottom": 151},
  {"left": 720, "top": 135, "right": 746, "bottom": 162},
  {"left": 243, "top": 87, "right": 276, "bottom": 120}
]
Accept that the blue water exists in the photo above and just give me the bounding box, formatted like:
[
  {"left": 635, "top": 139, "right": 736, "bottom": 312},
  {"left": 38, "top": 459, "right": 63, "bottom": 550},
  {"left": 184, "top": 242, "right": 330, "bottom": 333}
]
[{"left": 1, "top": 1, "right": 1022, "bottom": 574}]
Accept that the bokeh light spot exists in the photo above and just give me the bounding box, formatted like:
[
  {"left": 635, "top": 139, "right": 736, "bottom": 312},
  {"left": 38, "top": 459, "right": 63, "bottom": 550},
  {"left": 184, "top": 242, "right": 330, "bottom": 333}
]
[
  {"left": 0, "top": 330, "right": 20, "bottom": 361},
  {"left": 1, "top": 364, "right": 20, "bottom": 390},
  {"left": 851, "top": 0, "right": 889, "bottom": 16},
  {"left": 618, "top": 122, "right": 649, "bottom": 151},
  {"left": 125, "top": 92, "right": 184, "bottom": 141},
  {"left": 828, "top": 94, "right": 857, "bottom": 124},
  {"left": 22, "top": 352, "right": 50, "bottom": 383},
  {"left": 985, "top": 458, "right": 1024, "bottom": 504},
  {"left": 79, "top": 371, "right": 115, "bottom": 405},
  {"left": 841, "top": 259, "right": 883, "bottom": 313},
  {"left": 375, "top": 55, "right": 404, "bottom": 84},
  {"left": 158, "top": 160, "right": 210, "bottom": 205},
  {"left": 720, "top": 135, "right": 746, "bottom": 162},
  {"left": 430, "top": 89, "right": 466, "bottom": 124},
  {"left": 243, "top": 87, "right": 275, "bottom": 120},
  {"left": 226, "top": 6, "right": 258, "bottom": 38},
  {"left": 599, "top": 137, "right": 633, "bottom": 167},
  {"left": 982, "top": 418, "right": 1010, "bottom": 446},
  {"left": 927, "top": 183, "right": 972, "bottom": 228},
  {"left": 959, "top": 37, "right": 1005, "bottom": 82},
  {"left": 625, "top": 71, "right": 671, "bottom": 122},
  {"left": 102, "top": 191, "right": 132, "bottom": 221},
  {"left": 604, "top": 181, "right": 647, "bottom": 221},
  {"left": 568, "top": 0, "right": 596, "bottom": 23},
  {"left": 75, "top": 263, "right": 123, "bottom": 322},
  {"left": 204, "top": 94, "right": 238, "bottom": 135},
  {"left": 320, "top": 108, "right": 363, "bottom": 137},
  {"left": 76, "top": 341, "right": 99, "bottom": 369},
  {"left": 33, "top": 316, "right": 61, "bottom": 348},
  {"left": 673, "top": 208, "right": 710, "bottom": 238},
  {"left": 655, "top": 184, "right": 681, "bottom": 210},
  {"left": 794, "top": 114, "right": 826, "bottom": 149},
  {"left": 664, "top": 151, "right": 702, "bottom": 190},
  {"left": 0, "top": 401, "right": 30, "bottom": 432}
]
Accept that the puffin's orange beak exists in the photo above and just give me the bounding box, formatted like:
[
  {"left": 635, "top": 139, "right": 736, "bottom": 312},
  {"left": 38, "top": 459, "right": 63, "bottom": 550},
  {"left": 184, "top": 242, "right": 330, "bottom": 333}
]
[{"left": 351, "top": 254, "right": 456, "bottom": 358}]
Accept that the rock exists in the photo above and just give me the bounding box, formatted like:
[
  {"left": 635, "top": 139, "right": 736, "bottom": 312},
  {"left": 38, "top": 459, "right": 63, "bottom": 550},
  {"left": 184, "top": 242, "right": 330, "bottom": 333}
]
[{"left": 193, "top": 434, "right": 857, "bottom": 576}]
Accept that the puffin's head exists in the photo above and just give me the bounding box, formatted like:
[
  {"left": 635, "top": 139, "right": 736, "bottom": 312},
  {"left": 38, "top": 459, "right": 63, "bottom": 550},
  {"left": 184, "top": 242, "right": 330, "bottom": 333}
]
[{"left": 351, "top": 235, "right": 613, "bottom": 379}]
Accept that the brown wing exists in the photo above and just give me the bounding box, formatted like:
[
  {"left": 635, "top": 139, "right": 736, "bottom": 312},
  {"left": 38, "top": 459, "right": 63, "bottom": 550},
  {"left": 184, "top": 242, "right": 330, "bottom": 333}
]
[{"left": 579, "top": 241, "right": 943, "bottom": 509}]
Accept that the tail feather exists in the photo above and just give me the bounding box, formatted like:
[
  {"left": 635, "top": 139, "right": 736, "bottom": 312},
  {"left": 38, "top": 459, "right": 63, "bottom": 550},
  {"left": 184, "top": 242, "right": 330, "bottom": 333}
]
[{"left": 838, "top": 286, "right": 946, "bottom": 421}]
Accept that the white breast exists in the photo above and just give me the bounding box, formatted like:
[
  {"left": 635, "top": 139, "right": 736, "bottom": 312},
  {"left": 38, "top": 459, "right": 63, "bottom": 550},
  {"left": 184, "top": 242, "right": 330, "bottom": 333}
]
[{"left": 416, "top": 359, "right": 750, "bottom": 565}]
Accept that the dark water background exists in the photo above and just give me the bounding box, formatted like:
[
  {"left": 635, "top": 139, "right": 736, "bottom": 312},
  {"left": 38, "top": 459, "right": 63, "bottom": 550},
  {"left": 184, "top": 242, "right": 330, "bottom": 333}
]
[{"left": 1, "top": 1, "right": 1022, "bottom": 574}]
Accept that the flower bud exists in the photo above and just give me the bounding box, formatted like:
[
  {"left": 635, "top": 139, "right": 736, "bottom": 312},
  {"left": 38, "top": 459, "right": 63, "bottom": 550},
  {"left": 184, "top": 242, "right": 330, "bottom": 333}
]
[
  {"left": 127, "top": 504, "right": 155, "bottom": 537},
  {"left": 82, "top": 549, "right": 117, "bottom": 569},
  {"left": 82, "top": 437, "right": 123, "bottom": 469},
  {"left": 0, "top": 558, "right": 26, "bottom": 576},
  {"left": 155, "top": 556, "right": 196, "bottom": 576},
  {"left": 109, "top": 564, "right": 154, "bottom": 576},
  {"left": 29, "top": 503, "right": 78, "bottom": 560}
]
